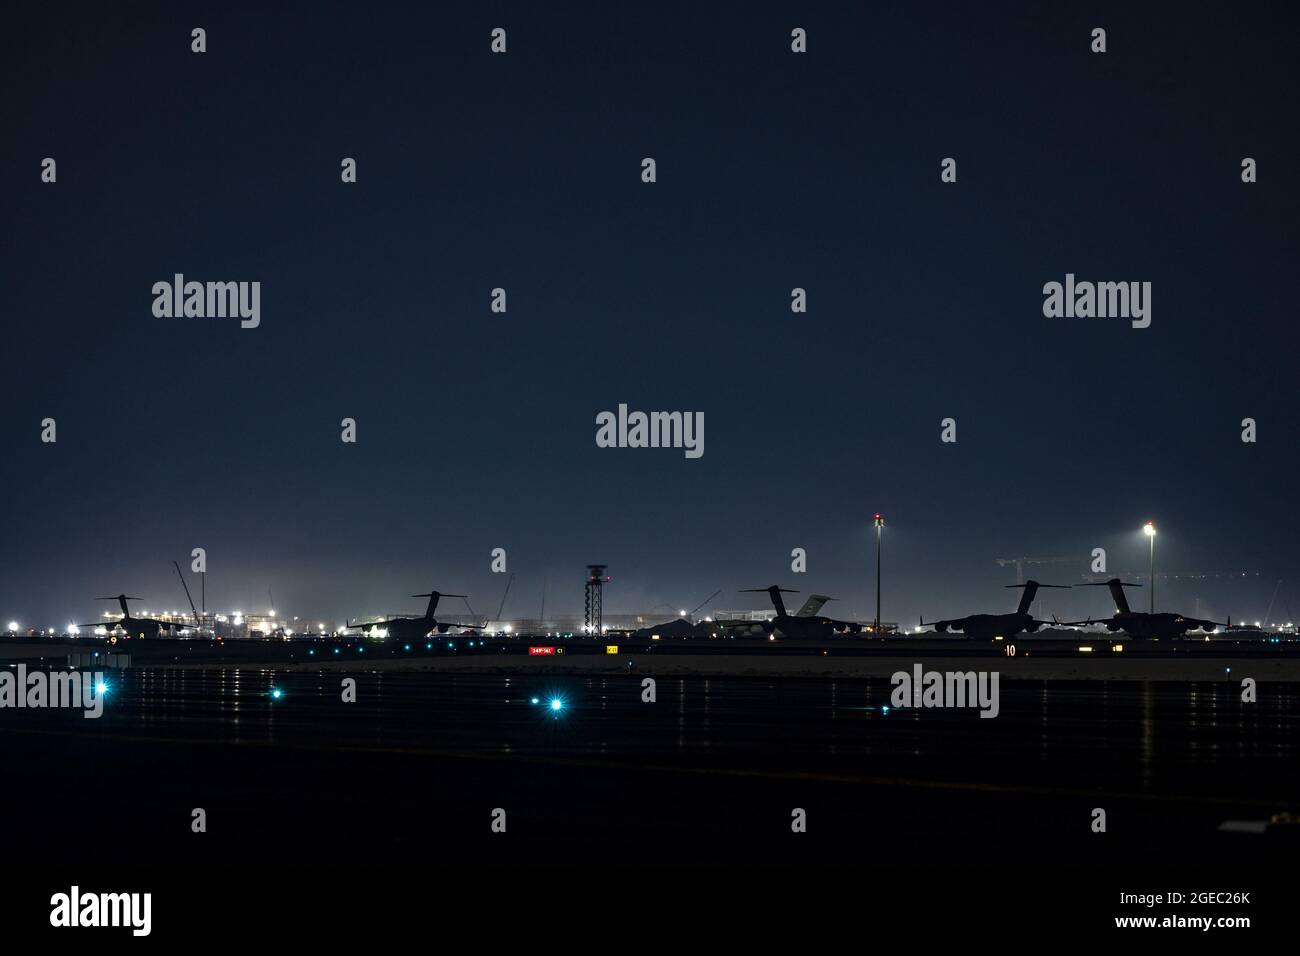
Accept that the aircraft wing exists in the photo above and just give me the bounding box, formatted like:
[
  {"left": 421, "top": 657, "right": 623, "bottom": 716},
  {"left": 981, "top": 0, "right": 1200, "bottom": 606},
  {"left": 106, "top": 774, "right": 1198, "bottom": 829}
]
[
  {"left": 349, "top": 619, "right": 396, "bottom": 629},
  {"left": 921, "top": 616, "right": 963, "bottom": 631},
  {"left": 1175, "top": 615, "right": 1229, "bottom": 631},
  {"left": 825, "top": 618, "right": 867, "bottom": 633},
  {"left": 711, "top": 618, "right": 769, "bottom": 629}
]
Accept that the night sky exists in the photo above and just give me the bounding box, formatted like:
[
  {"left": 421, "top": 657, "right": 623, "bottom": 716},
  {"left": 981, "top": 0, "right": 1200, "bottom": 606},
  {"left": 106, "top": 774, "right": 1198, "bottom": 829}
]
[{"left": 3, "top": 1, "right": 1297, "bottom": 627}]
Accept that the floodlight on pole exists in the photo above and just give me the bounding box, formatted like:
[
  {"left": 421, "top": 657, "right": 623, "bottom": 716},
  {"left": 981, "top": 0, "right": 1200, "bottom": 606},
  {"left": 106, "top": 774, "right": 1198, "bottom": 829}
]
[
  {"left": 874, "top": 514, "right": 885, "bottom": 634},
  {"left": 1143, "top": 521, "right": 1156, "bottom": 613}
]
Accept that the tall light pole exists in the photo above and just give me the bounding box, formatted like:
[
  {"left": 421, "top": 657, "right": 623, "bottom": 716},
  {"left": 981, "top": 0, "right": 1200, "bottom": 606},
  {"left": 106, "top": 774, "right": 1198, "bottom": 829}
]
[
  {"left": 1143, "top": 521, "right": 1156, "bottom": 613},
  {"left": 874, "top": 514, "right": 885, "bottom": 633}
]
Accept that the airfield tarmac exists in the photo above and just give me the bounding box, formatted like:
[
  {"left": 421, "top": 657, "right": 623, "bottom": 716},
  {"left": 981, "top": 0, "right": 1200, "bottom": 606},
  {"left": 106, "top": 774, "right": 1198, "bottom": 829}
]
[
  {"left": 5, "top": 632, "right": 1300, "bottom": 681},
  {"left": 2, "top": 666, "right": 1297, "bottom": 869}
]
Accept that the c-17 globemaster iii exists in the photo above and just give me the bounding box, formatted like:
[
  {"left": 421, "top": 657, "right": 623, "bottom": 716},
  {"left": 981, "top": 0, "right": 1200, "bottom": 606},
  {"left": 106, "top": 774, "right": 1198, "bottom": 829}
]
[
  {"left": 347, "top": 590, "right": 482, "bottom": 640},
  {"left": 1059, "top": 579, "right": 1228, "bottom": 639},
  {"left": 78, "top": 594, "right": 198, "bottom": 640},
  {"left": 714, "top": 586, "right": 871, "bottom": 639},
  {"left": 921, "top": 581, "right": 1070, "bottom": 640}
]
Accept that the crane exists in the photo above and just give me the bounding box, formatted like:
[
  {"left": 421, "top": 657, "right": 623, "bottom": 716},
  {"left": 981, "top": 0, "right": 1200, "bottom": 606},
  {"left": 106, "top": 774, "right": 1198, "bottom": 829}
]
[
  {"left": 994, "top": 555, "right": 1077, "bottom": 585},
  {"left": 994, "top": 556, "right": 1078, "bottom": 619}
]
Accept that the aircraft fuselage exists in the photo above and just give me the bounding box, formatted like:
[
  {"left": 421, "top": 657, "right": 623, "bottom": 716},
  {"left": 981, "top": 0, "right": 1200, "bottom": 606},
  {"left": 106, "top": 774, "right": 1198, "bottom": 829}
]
[
  {"left": 356, "top": 617, "right": 478, "bottom": 640},
  {"left": 360, "top": 618, "right": 432, "bottom": 640},
  {"left": 766, "top": 615, "right": 863, "bottom": 639},
  {"left": 1103, "top": 613, "right": 1210, "bottom": 639},
  {"left": 934, "top": 612, "right": 1037, "bottom": 640}
]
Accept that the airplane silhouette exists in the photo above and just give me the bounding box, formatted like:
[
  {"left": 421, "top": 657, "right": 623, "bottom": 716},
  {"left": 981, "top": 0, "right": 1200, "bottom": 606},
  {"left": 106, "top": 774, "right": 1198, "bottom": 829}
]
[
  {"left": 715, "top": 586, "right": 869, "bottom": 639},
  {"left": 347, "top": 591, "right": 482, "bottom": 640},
  {"left": 78, "top": 595, "right": 196, "bottom": 639},
  {"left": 1060, "top": 579, "right": 1227, "bottom": 639},
  {"left": 922, "top": 581, "right": 1069, "bottom": 640}
]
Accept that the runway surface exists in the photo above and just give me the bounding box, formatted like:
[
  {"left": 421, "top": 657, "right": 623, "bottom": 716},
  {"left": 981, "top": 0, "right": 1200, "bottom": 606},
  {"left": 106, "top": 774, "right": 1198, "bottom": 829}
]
[{"left": 3, "top": 669, "right": 1298, "bottom": 867}]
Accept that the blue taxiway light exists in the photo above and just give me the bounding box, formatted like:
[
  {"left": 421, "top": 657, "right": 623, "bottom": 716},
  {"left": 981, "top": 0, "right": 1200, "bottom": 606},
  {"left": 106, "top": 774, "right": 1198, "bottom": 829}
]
[
  {"left": 404, "top": 644, "right": 411, "bottom": 651},
  {"left": 426, "top": 643, "right": 432, "bottom": 649},
  {"left": 530, "top": 697, "right": 540, "bottom": 705},
  {"left": 550, "top": 698, "right": 564, "bottom": 712},
  {"left": 333, "top": 648, "right": 340, "bottom": 654},
  {"left": 95, "top": 682, "right": 108, "bottom": 695},
  {"left": 881, "top": 706, "right": 890, "bottom": 714},
  {"left": 271, "top": 688, "right": 283, "bottom": 700}
]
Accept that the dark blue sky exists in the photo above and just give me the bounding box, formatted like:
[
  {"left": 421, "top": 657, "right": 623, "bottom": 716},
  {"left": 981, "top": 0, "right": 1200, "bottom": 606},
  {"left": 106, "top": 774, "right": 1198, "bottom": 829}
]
[{"left": 3, "top": 1, "right": 1297, "bottom": 626}]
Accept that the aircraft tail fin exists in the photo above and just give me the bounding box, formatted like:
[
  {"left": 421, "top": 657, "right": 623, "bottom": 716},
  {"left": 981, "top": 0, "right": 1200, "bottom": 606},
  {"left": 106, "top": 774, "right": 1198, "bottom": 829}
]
[
  {"left": 1005, "top": 580, "right": 1070, "bottom": 615},
  {"left": 740, "top": 586, "right": 798, "bottom": 618},
  {"left": 413, "top": 591, "right": 467, "bottom": 619},
  {"left": 793, "top": 594, "right": 834, "bottom": 618},
  {"left": 97, "top": 594, "right": 141, "bottom": 617},
  {"left": 1080, "top": 579, "right": 1140, "bottom": 615}
]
